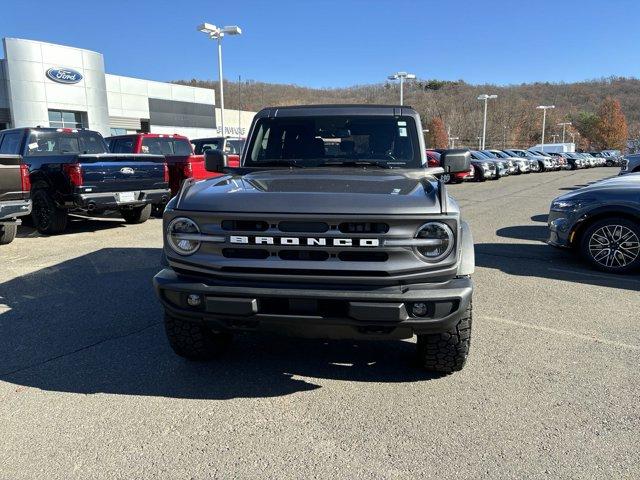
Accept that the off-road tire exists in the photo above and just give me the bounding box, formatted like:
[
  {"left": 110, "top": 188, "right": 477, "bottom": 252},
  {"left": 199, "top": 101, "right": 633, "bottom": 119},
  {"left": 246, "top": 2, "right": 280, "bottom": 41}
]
[
  {"left": 164, "top": 312, "right": 232, "bottom": 360},
  {"left": 416, "top": 302, "right": 472, "bottom": 373},
  {"left": 0, "top": 224, "right": 17, "bottom": 245},
  {"left": 121, "top": 204, "right": 152, "bottom": 224},
  {"left": 579, "top": 217, "right": 640, "bottom": 274},
  {"left": 32, "top": 189, "right": 68, "bottom": 234}
]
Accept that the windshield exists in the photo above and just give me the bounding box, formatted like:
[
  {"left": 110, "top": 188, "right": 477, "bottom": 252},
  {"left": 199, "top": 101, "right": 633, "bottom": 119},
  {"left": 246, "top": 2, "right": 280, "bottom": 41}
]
[
  {"left": 245, "top": 115, "right": 421, "bottom": 168},
  {"left": 26, "top": 130, "right": 108, "bottom": 156},
  {"left": 141, "top": 137, "right": 192, "bottom": 156},
  {"left": 480, "top": 150, "right": 497, "bottom": 158}
]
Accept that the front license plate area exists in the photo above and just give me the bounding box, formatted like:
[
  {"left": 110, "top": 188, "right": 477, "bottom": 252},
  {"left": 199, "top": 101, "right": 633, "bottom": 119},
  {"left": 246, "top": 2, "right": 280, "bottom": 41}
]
[{"left": 116, "top": 191, "right": 137, "bottom": 203}]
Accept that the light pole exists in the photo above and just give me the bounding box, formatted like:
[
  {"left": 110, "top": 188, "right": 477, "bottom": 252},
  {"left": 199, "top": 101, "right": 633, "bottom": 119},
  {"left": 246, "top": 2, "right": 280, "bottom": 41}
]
[
  {"left": 536, "top": 105, "right": 555, "bottom": 152},
  {"left": 448, "top": 136, "right": 459, "bottom": 148},
  {"left": 477, "top": 94, "right": 497, "bottom": 150},
  {"left": 198, "top": 23, "right": 242, "bottom": 138},
  {"left": 557, "top": 122, "right": 572, "bottom": 143},
  {"left": 388, "top": 71, "right": 416, "bottom": 105}
]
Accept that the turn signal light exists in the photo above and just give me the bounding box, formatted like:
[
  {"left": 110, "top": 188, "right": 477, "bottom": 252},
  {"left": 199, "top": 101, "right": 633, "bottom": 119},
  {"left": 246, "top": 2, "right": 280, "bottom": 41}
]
[
  {"left": 20, "top": 164, "right": 31, "bottom": 192},
  {"left": 63, "top": 163, "right": 83, "bottom": 187}
]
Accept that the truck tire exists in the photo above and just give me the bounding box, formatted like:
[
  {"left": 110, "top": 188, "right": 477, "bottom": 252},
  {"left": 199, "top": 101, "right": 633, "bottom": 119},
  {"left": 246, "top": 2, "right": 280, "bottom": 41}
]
[
  {"left": 579, "top": 217, "right": 640, "bottom": 274},
  {"left": 121, "top": 204, "right": 152, "bottom": 224},
  {"left": 32, "top": 189, "right": 68, "bottom": 234},
  {"left": 164, "top": 312, "right": 232, "bottom": 360},
  {"left": 0, "top": 224, "right": 17, "bottom": 245},
  {"left": 416, "top": 302, "right": 472, "bottom": 373}
]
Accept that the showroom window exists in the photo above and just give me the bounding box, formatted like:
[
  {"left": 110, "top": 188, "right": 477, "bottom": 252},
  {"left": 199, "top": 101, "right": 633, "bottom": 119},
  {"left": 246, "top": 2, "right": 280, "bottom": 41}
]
[{"left": 48, "top": 110, "right": 85, "bottom": 129}]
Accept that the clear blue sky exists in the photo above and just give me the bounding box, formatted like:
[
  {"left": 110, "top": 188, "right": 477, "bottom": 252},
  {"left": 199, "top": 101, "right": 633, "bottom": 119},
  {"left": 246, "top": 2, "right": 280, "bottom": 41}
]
[{"left": 1, "top": 0, "right": 639, "bottom": 88}]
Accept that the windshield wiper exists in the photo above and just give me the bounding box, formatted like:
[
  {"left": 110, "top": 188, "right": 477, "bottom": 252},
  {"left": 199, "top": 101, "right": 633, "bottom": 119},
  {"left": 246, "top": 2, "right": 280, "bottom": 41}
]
[
  {"left": 254, "top": 160, "right": 303, "bottom": 168},
  {"left": 320, "top": 160, "right": 391, "bottom": 169}
]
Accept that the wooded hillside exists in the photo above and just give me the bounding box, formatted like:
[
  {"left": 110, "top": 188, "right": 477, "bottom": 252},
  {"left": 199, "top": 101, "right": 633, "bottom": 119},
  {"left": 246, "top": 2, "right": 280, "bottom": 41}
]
[{"left": 175, "top": 76, "right": 639, "bottom": 150}]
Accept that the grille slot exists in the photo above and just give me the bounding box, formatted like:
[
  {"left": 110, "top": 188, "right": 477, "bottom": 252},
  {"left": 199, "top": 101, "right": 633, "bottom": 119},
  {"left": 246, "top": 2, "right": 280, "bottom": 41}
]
[
  {"left": 338, "top": 251, "right": 388, "bottom": 262},
  {"left": 279, "top": 221, "right": 329, "bottom": 233},
  {"left": 278, "top": 250, "right": 329, "bottom": 261},
  {"left": 221, "top": 220, "right": 269, "bottom": 232},
  {"left": 223, "top": 248, "right": 270, "bottom": 259},
  {"left": 338, "top": 222, "right": 389, "bottom": 234},
  {"left": 220, "top": 267, "right": 389, "bottom": 277}
]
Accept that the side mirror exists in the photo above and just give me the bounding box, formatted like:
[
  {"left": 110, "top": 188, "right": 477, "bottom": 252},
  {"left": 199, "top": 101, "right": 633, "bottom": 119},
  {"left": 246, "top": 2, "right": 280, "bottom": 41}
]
[
  {"left": 204, "top": 149, "right": 228, "bottom": 173},
  {"left": 440, "top": 149, "right": 471, "bottom": 173}
]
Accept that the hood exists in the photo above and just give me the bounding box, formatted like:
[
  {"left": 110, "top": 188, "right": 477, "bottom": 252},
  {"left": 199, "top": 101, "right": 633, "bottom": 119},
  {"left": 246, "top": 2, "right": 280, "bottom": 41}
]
[
  {"left": 176, "top": 168, "right": 444, "bottom": 215},
  {"left": 555, "top": 173, "right": 640, "bottom": 201}
]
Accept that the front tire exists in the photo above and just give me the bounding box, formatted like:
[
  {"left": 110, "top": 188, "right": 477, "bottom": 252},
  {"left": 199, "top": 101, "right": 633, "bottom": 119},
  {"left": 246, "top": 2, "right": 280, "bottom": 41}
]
[
  {"left": 32, "top": 189, "right": 68, "bottom": 234},
  {"left": 120, "top": 204, "right": 152, "bottom": 224},
  {"left": 416, "top": 302, "right": 472, "bottom": 373},
  {"left": 580, "top": 218, "right": 640, "bottom": 274},
  {"left": 164, "top": 313, "right": 232, "bottom": 360},
  {"left": 0, "top": 224, "right": 17, "bottom": 245}
]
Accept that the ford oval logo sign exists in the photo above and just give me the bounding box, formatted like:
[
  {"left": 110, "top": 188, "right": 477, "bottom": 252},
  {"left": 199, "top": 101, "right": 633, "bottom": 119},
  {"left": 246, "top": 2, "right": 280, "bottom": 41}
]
[
  {"left": 46, "top": 67, "right": 83, "bottom": 84},
  {"left": 120, "top": 167, "right": 135, "bottom": 175}
]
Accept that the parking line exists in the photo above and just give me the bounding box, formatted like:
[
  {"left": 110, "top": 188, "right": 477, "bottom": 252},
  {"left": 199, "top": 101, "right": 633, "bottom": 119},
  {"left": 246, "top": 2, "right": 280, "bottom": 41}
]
[{"left": 482, "top": 315, "right": 640, "bottom": 352}]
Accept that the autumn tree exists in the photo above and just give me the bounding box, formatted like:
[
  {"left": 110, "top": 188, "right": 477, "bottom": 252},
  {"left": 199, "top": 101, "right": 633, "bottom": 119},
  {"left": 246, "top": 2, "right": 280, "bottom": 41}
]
[
  {"left": 425, "top": 117, "right": 448, "bottom": 149},
  {"left": 594, "top": 97, "right": 628, "bottom": 150},
  {"left": 572, "top": 111, "right": 600, "bottom": 149}
]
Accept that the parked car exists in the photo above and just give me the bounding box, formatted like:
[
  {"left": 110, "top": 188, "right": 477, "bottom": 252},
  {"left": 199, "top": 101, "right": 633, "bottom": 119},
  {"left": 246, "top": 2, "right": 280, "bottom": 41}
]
[
  {"left": 3, "top": 127, "right": 170, "bottom": 234},
  {"left": 0, "top": 153, "right": 31, "bottom": 244},
  {"left": 488, "top": 149, "right": 530, "bottom": 174},
  {"left": 427, "top": 149, "right": 473, "bottom": 183},
  {"left": 529, "top": 150, "right": 562, "bottom": 170},
  {"left": 154, "top": 104, "right": 475, "bottom": 373},
  {"left": 106, "top": 133, "right": 212, "bottom": 196},
  {"left": 471, "top": 151, "right": 508, "bottom": 178},
  {"left": 191, "top": 137, "right": 245, "bottom": 168},
  {"left": 601, "top": 150, "right": 624, "bottom": 167},
  {"left": 561, "top": 152, "right": 586, "bottom": 170},
  {"left": 548, "top": 173, "right": 640, "bottom": 273},
  {"left": 480, "top": 150, "right": 517, "bottom": 175},
  {"left": 620, "top": 154, "right": 640, "bottom": 175},
  {"left": 504, "top": 149, "right": 548, "bottom": 172}
]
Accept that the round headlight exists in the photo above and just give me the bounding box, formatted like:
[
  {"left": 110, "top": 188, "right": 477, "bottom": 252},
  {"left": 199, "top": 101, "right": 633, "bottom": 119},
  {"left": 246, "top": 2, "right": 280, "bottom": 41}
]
[
  {"left": 167, "top": 217, "right": 201, "bottom": 255},
  {"left": 414, "top": 222, "right": 454, "bottom": 261}
]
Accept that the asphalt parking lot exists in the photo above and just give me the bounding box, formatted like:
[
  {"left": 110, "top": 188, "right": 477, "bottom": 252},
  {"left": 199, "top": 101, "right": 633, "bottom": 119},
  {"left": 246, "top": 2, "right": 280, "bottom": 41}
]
[{"left": 1, "top": 168, "right": 638, "bottom": 479}]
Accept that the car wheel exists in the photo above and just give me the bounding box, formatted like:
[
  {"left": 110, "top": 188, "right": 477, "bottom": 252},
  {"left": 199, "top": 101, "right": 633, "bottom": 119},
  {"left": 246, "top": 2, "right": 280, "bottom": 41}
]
[
  {"left": 580, "top": 218, "right": 640, "bottom": 273},
  {"left": 32, "top": 189, "right": 68, "bottom": 234},
  {"left": 164, "top": 312, "right": 232, "bottom": 360},
  {"left": 120, "top": 204, "right": 152, "bottom": 224},
  {"left": 0, "top": 224, "right": 18, "bottom": 245},
  {"left": 416, "top": 302, "right": 472, "bottom": 373}
]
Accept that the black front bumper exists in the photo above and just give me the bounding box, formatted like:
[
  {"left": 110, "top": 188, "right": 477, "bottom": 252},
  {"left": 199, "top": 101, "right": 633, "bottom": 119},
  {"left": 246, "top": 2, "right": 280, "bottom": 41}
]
[
  {"left": 70, "top": 188, "right": 170, "bottom": 211},
  {"left": 153, "top": 268, "right": 473, "bottom": 339},
  {"left": 0, "top": 199, "right": 32, "bottom": 223}
]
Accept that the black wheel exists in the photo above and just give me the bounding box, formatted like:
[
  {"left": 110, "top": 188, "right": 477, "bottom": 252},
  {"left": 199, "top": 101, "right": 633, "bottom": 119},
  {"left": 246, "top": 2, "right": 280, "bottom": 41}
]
[
  {"left": 0, "top": 224, "right": 17, "bottom": 245},
  {"left": 32, "top": 189, "right": 68, "bottom": 234},
  {"left": 164, "top": 312, "right": 232, "bottom": 360},
  {"left": 580, "top": 218, "right": 640, "bottom": 274},
  {"left": 474, "top": 167, "right": 486, "bottom": 182},
  {"left": 120, "top": 204, "right": 152, "bottom": 224},
  {"left": 416, "top": 302, "right": 472, "bottom": 373}
]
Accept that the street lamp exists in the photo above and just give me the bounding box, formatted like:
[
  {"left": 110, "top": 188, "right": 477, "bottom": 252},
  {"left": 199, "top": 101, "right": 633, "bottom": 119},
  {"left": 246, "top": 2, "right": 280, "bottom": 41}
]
[
  {"left": 388, "top": 71, "right": 416, "bottom": 105},
  {"left": 477, "top": 94, "right": 497, "bottom": 150},
  {"left": 198, "top": 23, "right": 242, "bottom": 138},
  {"left": 448, "top": 136, "right": 459, "bottom": 148},
  {"left": 557, "top": 122, "right": 572, "bottom": 143},
  {"left": 536, "top": 105, "right": 555, "bottom": 152}
]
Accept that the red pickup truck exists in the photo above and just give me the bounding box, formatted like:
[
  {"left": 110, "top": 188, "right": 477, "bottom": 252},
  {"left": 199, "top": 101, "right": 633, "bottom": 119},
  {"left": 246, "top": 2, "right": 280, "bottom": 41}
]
[{"left": 106, "top": 133, "right": 220, "bottom": 196}]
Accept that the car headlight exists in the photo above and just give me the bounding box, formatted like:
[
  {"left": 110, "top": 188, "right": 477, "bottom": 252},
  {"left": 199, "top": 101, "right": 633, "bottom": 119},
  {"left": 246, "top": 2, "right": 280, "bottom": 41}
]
[
  {"left": 414, "top": 222, "right": 454, "bottom": 261},
  {"left": 167, "top": 217, "right": 201, "bottom": 255},
  {"left": 481, "top": 162, "right": 490, "bottom": 170},
  {"left": 550, "top": 199, "right": 592, "bottom": 212}
]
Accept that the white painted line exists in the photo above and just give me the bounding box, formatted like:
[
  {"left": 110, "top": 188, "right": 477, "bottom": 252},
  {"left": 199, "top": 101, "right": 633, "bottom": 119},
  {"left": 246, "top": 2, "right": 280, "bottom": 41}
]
[{"left": 482, "top": 315, "right": 640, "bottom": 352}]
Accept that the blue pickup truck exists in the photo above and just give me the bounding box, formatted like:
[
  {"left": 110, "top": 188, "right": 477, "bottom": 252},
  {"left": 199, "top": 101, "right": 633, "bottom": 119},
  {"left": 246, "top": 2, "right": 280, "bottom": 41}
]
[{"left": 0, "top": 127, "right": 170, "bottom": 234}]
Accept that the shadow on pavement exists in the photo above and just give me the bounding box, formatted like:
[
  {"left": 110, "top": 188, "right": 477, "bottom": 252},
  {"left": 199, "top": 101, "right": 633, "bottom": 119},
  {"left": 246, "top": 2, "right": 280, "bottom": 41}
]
[
  {"left": 496, "top": 225, "right": 548, "bottom": 242},
  {"left": 530, "top": 214, "right": 548, "bottom": 223},
  {"left": 16, "top": 214, "right": 144, "bottom": 238},
  {"left": 475, "top": 242, "right": 640, "bottom": 291},
  {"left": 0, "top": 248, "right": 435, "bottom": 400}
]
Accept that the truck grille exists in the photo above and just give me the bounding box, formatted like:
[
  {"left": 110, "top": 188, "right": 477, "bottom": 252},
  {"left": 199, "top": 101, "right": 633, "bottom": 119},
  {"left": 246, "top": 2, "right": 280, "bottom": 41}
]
[{"left": 172, "top": 212, "right": 458, "bottom": 280}]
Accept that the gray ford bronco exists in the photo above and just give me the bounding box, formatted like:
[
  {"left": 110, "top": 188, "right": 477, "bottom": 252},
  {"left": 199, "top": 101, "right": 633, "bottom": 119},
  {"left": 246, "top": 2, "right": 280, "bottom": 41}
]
[{"left": 153, "top": 105, "right": 475, "bottom": 373}]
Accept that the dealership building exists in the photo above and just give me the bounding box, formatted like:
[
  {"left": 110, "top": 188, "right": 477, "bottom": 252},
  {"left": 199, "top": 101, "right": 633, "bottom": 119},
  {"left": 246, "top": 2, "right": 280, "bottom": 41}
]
[{"left": 0, "top": 37, "right": 255, "bottom": 139}]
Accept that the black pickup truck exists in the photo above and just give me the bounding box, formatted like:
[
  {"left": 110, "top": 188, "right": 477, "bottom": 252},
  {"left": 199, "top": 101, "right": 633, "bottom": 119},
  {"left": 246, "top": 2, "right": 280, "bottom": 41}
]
[
  {"left": 0, "top": 154, "right": 31, "bottom": 244},
  {"left": 0, "top": 128, "right": 170, "bottom": 234}
]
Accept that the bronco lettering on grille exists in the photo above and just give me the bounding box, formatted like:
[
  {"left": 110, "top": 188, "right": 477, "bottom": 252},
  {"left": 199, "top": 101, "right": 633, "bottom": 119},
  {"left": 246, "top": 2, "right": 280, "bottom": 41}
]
[{"left": 229, "top": 236, "right": 380, "bottom": 247}]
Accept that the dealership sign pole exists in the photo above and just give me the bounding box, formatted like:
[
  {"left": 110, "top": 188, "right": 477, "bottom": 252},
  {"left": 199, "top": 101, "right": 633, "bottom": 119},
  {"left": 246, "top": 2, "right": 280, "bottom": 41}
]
[{"left": 537, "top": 105, "right": 555, "bottom": 152}]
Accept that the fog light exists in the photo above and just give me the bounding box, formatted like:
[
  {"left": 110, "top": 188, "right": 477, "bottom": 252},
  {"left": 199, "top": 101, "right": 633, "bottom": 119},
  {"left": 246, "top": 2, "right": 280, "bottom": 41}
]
[
  {"left": 187, "top": 294, "right": 202, "bottom": 307},
  {"left": 412, "top": 302, "right": 428, "bottom": 317}
]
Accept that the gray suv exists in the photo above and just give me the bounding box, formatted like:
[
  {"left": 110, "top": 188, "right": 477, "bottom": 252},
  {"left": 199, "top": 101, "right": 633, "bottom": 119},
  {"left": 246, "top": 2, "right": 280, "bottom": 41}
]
[
  {"left": 154, "top": 105, "right": 475, "bottom": 373},
  {"left": 548, "top": 174, "right": 640, "bottom": 273}
]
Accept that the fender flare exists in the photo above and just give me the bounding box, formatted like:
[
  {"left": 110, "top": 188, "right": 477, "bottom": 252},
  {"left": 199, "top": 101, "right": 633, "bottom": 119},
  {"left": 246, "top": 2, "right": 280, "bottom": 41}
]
[{"left": 457, "top": 220, "right": 475, "bottom": 276}]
